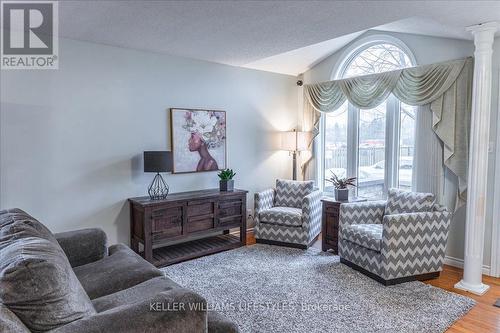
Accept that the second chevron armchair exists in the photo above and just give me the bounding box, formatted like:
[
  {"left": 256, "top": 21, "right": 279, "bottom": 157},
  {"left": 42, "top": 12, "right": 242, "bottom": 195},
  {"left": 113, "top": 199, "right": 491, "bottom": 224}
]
[{"left": 254, "top": 179, "right": 322, "bottom": 249}]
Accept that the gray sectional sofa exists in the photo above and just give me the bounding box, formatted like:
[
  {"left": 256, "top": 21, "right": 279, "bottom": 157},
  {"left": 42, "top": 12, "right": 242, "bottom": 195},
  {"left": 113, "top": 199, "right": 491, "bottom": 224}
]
[{"left": 0, "top": 208, "right": 238, "bottom": 333}]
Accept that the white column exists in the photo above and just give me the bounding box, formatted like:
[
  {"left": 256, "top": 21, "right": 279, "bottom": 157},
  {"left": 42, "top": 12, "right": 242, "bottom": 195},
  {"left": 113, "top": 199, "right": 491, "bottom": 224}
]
[{"left": 455, "top": 22, "right": 499, "bottom": 295}]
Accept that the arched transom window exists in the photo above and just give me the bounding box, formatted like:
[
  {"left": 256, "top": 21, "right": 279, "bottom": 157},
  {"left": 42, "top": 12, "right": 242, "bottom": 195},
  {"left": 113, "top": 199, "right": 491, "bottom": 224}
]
[{"left": 321, "top": 37, "right": 416, "bottom": 199}]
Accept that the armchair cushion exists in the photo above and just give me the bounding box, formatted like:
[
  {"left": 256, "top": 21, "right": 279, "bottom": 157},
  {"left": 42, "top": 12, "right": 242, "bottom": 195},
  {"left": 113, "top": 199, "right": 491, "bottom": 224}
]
[
  {"left": 73, "top": 244, "right": 163, "bottom": 299},
  {"left": 385, "top": 188, "right": 434, "bottom": 215},
  {"left": 275, "top": 179, "right": 314, "bottom": 208},
  {"left": 342, "top": 224, "right": 383, "bottom": 252},
  {"left": 259, "top": 207, "right": 302, "bottom": 227}
]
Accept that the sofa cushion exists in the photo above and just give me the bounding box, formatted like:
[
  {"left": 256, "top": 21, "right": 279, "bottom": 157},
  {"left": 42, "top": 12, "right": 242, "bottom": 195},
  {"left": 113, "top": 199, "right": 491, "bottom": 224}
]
[
  {"left": 275, "top": 179, "right": 314, "bottom": 209},
  {"left": 73, "top": 243, "right": 163, "bottom": 299},
  {"left": 385, "top": 188, "right": 435, "bottom": 215},
  {"left": 259, "top": 206, "right": 302, "bottom": 227},
  {"left": 0, "top": 304, "right": 30, "bottom": 333},
  {"left": 0, "top": 208, "right": 58, "bottom": 249},
  {"left": 91, "top": 276, "right": 180, "bottom": 312},
  {"left": 342, "top": 224, "right": 383, "bottom": 252},
  {"left": 0, "top": 237, "right": 96, "bottom": 332}
]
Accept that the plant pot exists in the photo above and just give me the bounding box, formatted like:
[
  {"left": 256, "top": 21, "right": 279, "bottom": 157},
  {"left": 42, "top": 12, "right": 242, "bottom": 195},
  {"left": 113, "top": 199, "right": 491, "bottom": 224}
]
[
  {"left": 334, "top": 188, "right": 349, "bottom": 201},
  {"left": 220, "top": 179, "right": 234, "bottom": 192}
]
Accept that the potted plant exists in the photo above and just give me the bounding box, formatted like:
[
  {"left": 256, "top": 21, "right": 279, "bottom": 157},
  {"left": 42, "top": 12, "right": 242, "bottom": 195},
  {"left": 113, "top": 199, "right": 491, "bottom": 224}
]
[
  {"left": 218, "top": 169, "right": 236, "bottom": 192},
  {"left": 326, "top": 172, "right": 356, "bottom": 201}
]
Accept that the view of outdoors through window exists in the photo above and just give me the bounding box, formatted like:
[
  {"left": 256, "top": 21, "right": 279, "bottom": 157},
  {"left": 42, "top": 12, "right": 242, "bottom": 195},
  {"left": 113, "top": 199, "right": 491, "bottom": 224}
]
[
  {"left": 324, "top": 42, "right": 415, "bottom": 199},
  {"left": 342, "top": 43, "right": 412, "bottom": 78},
  {"left": 324, "top": 102, "right": 348, "bottom": 188},
  {"left": 358, "top": 102, "right": 387, "bottom": 199},
  {"left": 399, "top": 103, "right": 416, "bottom": 190}
]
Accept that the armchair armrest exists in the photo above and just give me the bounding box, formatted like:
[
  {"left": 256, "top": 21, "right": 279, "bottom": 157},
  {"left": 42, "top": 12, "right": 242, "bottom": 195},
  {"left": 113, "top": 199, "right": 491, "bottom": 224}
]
[
  {"left": 380, "top": 210, "right": 451, "bottom": 279},
  {"left": 339, "top": 200, "right": 386, "bottom": 240},
  {"left": 55, "top": 228, "right": 108, "bottom": 268},
  {"left": 51, "top": 289, "right": 207, "bottom": 333},
  {"left": 302, "top": 190, "right": 322, "bottom": 241},
  {"left": 254, "top": 189, "right": 275, "bottom": 224},
  {"left": 339, "top": 201, "right": 386, "bottom": 226}
]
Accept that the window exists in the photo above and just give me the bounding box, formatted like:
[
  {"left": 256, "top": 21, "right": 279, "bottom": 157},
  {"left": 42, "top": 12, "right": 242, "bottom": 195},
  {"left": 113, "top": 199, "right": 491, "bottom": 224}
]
[{"left": 321, "top": 36, "right": 416, "bottom": 198}]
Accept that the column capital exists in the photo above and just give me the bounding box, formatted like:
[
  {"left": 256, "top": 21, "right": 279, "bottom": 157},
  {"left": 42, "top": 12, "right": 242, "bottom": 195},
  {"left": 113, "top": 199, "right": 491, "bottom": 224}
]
[
  {"left": 466, "top": 22, "right": 498, "bottom": 54},
  {"left": 466, "top": 21, "right": 499, "bottom": 34}
]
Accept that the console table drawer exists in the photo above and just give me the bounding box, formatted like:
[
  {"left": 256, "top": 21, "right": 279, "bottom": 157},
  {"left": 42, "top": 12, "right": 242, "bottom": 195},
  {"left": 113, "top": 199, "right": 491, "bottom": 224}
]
[
  {"left": 186, "top": 215, "right": 215, "bottom": 233},
  {"left": 219, "top": 200, "right": 242, "bottom": 218},
  {"left": 151, "top": 207, "right": 182, "bottom": 236},
  {"left": 188, "top": 202, "right": 214, "bottom": 217},
  {"left": 218, "top": 215, "right": 242, "bottom": 228}
]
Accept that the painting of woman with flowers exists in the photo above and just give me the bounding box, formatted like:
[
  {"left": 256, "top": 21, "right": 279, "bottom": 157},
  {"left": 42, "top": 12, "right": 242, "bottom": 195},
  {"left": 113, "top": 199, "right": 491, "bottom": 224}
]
[{"left": 170, "top": 109, "right": 226, "bottom": 173}]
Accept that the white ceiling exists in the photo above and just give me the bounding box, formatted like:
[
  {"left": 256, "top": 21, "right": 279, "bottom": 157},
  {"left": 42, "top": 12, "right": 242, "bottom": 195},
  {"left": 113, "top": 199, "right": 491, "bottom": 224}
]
[{"left": 59, "top": 1, "right": 500, "bottom": 76}]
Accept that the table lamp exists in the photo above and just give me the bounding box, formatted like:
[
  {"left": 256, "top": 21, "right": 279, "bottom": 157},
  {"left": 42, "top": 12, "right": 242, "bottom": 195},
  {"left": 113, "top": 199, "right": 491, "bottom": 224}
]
[{"left": 144, "top": 151, "right": 172, "bottom": 200}]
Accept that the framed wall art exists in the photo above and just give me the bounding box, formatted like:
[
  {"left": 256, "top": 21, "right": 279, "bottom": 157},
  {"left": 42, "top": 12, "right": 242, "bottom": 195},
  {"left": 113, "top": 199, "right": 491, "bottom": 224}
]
[{"left": 170, "top": 108, "right": 226, "bottom": 173}]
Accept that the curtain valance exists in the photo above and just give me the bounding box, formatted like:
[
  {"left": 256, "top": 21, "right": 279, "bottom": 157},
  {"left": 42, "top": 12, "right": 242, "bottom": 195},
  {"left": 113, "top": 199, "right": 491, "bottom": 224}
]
[{"left": 303, "top": 57, "right": 473, "bottom": 205}]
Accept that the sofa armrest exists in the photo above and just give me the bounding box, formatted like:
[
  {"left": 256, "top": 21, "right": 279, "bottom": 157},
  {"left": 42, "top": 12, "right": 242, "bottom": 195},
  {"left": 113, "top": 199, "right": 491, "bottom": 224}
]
[
  {"left": 208, "top": 311, "right": 239, "bottom": 333},
  {"left": 55, "top": 228, "right": 108, "bottom": 268},
  {"left": 302, "top": 190, "right": 322, "bottom": 242},
  {"left": 380, "top": 211, "right": 451, "bottom": 279},
  {"left": 51, "top": 289, "right": 207, "bottom": 333},
  {"left": 254, "top": 189, "right": 275, "bottom": 224}
]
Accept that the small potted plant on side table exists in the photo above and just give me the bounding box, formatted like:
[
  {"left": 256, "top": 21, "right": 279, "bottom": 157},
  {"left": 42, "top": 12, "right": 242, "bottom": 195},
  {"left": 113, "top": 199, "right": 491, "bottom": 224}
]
[
  {"left": 326, "top": 172, "right": 356, "bottom": 201},
  {"left": 218, "top": 169, "right": 236, "bottom": 192}
]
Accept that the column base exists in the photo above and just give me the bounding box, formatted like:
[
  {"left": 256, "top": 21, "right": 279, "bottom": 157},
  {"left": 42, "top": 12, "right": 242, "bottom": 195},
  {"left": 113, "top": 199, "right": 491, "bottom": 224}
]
[{"left": 454, "top": 279, "right": 490, "bottom": 295}]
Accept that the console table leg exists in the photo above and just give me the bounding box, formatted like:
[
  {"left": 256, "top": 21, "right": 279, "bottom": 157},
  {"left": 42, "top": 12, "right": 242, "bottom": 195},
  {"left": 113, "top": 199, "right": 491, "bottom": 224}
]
[
  {"left": 144, "top": 238, "right": 152, "bottom": 262},
  {"left": 130, "top": 237, "right": 139, "bottom": 253}
]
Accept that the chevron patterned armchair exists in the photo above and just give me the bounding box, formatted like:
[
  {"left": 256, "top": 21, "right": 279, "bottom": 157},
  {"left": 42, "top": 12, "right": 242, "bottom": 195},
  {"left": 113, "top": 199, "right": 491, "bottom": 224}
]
[
  {"left": 254, "top": 179, "right": 322, "bottom": 249},
  {"left": 338, "top": 188, "right": 452, "bottom": 285}
]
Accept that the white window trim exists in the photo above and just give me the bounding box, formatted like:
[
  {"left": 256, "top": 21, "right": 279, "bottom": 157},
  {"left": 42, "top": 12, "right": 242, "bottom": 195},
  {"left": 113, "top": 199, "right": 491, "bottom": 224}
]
[{"left": 318, "top": 35, "right": 416, "bottom": 196}]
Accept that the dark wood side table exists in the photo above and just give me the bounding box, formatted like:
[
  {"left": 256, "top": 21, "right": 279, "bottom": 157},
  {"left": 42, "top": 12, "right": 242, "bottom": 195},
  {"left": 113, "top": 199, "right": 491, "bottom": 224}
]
[
  {"left": 321, "top": 197, "right": 367, "bottom": 254},
  {"left": 129, "top": 189, "right": 247, "bottom": 267}
]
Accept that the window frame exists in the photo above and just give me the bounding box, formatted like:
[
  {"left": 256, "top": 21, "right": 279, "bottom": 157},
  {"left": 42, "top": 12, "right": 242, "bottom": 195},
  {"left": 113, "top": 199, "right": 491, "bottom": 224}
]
[{"left": 319, "top": 35, "right": 416, "bottom": 197}]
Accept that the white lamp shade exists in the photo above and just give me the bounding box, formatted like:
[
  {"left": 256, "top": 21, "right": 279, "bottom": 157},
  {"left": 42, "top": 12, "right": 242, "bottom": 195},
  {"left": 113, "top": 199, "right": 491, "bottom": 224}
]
[{"left": 280, "top": 130, "right": 311, "bottom": 151}]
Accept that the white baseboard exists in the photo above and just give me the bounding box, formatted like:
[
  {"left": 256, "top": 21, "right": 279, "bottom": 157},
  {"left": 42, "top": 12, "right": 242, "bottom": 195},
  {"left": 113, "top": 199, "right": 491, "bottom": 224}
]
[{"left": 444, "top": 255, "right": 491, "bottom": 276}]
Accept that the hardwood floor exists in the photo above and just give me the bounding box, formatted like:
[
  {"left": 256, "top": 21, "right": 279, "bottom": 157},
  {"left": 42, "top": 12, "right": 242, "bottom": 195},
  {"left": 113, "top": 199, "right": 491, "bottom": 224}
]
[{"left": 246, "top": 232, "right": 500, "bottom": 332}]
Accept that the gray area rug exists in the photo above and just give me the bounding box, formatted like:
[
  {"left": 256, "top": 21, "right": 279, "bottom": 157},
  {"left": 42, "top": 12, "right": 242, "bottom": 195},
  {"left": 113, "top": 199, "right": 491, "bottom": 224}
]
[{"left": 163, "top": 244, "right": 475, "bottom": 333}]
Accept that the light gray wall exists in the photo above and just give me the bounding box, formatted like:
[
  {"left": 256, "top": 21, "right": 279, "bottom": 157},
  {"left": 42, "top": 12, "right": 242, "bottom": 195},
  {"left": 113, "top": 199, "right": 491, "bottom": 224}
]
[
  {"left": 302, "top": 30, "right": 500, "bottom": 268},
  {"left": 0, "top": 38, "right": 298, "bottom": 245}
]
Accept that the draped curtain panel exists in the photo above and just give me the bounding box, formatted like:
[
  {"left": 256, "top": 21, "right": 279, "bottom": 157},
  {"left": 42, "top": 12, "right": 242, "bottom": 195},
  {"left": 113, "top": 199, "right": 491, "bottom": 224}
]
[{"left": 302, "top": 57, "right": 473, "bottom": 205}]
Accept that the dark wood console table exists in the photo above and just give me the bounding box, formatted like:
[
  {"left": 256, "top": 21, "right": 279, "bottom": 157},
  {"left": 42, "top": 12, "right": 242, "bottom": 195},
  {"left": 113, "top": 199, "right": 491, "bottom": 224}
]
[
  {"left": 129, "top": 189, "right": 247, "bottom": 267},
  {"left": 322, "top": 197, "right": 366, "bottom": 254}
]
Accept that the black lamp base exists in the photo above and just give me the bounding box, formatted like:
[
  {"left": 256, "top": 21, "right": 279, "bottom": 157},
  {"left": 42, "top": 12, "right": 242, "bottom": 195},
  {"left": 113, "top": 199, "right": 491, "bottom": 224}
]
[{"left": 148, "top": 173, "right": 169, "bottom": 200}]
